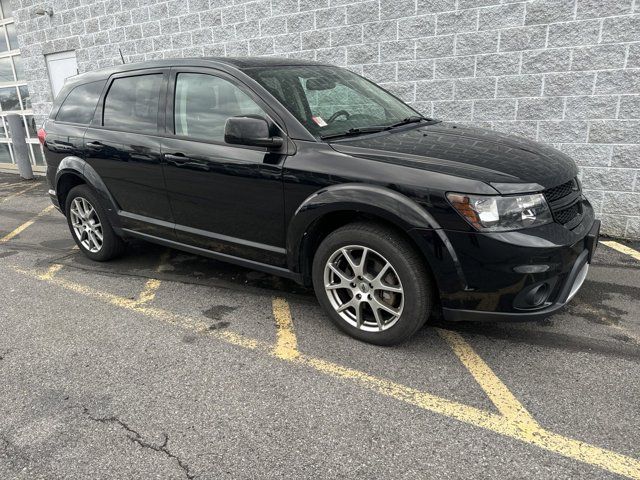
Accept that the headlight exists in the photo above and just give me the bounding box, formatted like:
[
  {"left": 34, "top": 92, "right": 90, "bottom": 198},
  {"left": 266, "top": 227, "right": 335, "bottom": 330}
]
[{"left": 446, "top": 192, "right": 552, "bottom": 231}]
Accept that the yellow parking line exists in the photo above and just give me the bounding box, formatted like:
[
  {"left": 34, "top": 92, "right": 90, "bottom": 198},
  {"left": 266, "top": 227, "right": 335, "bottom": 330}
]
[
  {"left": 601, "top": 240, "right": 640, "bottom": 262},
  {"left": 437, "top": 328, "right": 539, "bottom": 427},
  {"left": 272, "top": 297, "right": 299, "bottom": 359},
  {"left": 0, "top": 182, "right": 40, "bottom": 203},
  {"left": 0, "top": 205, "right": 54, "bottom": 243},
  {"left": 40, "top": 263, "right": 64, "bottom": 280},
  {"left": 265, "top": 303, "right": 640, "bottom": 479},
  {"left": 155, "top": 249, "right": 171, "bottom": 273},
  {"left": 135, "top": 278, "right": 162, "bottom": 305},
  {"left": 296, "top": 352, "right": 640, "bottom": 478},
  {"left": 13, "top": 266, "right": 640, "bottom": 479},
  {"left": 133, "top": 250, "right": 170, "bottom": 306},
  {"left": 16, "top": 264, "right": 257, "bottom": 349}
]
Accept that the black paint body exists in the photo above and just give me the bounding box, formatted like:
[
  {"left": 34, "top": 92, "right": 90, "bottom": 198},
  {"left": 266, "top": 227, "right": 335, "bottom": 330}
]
[{"left": 43, "top": 58, "right": 598, "bottom": 321}]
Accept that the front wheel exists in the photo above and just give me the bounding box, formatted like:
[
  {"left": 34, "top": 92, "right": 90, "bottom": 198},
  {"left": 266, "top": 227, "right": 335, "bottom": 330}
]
[
  {"left": 65, "top": 184, "right": 125, "bottom": 261},
  {"left": 312, "top": 222, "right": 434, "bottom": 346}
]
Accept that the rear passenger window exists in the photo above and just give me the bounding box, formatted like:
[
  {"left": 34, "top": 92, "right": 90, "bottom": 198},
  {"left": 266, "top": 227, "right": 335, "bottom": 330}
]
[
  {"left": 174, "top": 73, "right": 265, "bottom": 142},
  {"left": 56, "top": 80, "right": 105, "bottom": 124},
  {"left": 103, "top": 74, "right": 162, "bottom": 133}
]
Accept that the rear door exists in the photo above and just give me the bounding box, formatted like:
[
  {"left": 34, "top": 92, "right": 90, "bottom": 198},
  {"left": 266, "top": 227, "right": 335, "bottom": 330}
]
[
  {"left": 83, "top": 69, "right": 174, "bottom": 238},
  {"left": 161, "top": 68, "right": 287, "bottom": 266}
]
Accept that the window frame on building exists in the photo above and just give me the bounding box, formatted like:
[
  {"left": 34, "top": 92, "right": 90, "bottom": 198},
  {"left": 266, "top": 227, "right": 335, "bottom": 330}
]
[{"left": 0, "top": 3, "right": 45, "bottom": 168}]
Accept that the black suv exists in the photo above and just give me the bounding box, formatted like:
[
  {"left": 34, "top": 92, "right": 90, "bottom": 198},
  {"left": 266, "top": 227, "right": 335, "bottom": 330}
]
[{"left": 41, "top": 57, "right": 599, "bottom": 345}]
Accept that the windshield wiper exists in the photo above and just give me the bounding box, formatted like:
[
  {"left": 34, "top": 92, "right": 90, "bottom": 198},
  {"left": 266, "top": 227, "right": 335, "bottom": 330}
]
[
  {"left": 387, "top": 115, "right": 430, "bottom": 128},
  {"left": 319, "top": 116, "right": 431, "bottom": 141},
  {"left": 320, "top": 126, "right": 388, "bottom": 140}
]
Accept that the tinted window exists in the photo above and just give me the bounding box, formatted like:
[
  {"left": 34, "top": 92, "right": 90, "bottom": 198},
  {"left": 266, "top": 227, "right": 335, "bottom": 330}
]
[
  {"left": 103, "top": 74, "right": 162, "bottom": 133},
  {"left": 56, "top": 80, "right": 105, "bottom": 124},
  {"left": 174, "top": 73, "right": 265, "bottom": 142}
]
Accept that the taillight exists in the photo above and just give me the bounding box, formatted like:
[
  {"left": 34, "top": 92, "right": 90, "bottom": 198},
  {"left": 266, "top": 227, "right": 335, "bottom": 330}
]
[{"left": 37, "top": 128, "right": 46, "bottom": 146}]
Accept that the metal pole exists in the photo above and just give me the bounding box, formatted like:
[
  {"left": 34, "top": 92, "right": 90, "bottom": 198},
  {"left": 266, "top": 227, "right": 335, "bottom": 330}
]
[{"left": 6, "top": 114, "right": 33, "bottom": 180}]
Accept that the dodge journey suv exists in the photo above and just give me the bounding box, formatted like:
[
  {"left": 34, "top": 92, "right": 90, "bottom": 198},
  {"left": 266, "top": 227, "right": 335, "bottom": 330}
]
[{"left": 41, "top": 57, "right": 600, "bottom": 345}]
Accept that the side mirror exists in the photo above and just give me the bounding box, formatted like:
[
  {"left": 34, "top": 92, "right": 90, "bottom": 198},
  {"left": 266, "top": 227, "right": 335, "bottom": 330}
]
[{"left": 224, "top": 116, "right": 283, "bottom": 149}]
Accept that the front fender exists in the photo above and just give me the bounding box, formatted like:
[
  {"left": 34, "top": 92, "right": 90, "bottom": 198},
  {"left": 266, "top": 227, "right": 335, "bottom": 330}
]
[
  {"left": 286, "top": 183, "right": 467, "bottom": 293},
  {"left": 55, "top": 156, "right": 122, "bottom": 232}
]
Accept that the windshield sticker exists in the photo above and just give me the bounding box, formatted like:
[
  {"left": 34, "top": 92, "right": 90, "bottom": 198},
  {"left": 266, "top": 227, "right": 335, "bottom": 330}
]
[{"left": 312, "top": 116, "right": 328, "bottom": 127}]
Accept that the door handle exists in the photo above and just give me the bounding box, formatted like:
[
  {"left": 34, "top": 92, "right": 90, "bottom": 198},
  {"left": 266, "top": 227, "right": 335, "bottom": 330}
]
[
  {"left": 164, "top": 153, "right": 189, "bottom": 164},
  {"left": 85, "top": 141, "right": 103, "bottom": 150},
  {"left": 164, "top": 153, "right": 200, "bottom": 167},
  {"left": 164, "top": 153, "right": 209, "bottom": 171},
  {"left": 51, "top": 141, "right": 73, "bottom": 152}
]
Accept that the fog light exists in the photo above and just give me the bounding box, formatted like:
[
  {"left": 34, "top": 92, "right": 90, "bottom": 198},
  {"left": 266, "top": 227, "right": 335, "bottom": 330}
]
[
  {"left": 514, "top": 279, "right": 556, "bottom": 310},
  {"left": 525, "top": 283, "right": 550, "bottom": 307},
  {"left": 514, "top": 264, "right": 550, "bottom": 273}
]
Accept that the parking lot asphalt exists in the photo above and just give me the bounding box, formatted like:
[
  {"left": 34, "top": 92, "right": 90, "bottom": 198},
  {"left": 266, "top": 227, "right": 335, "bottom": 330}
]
[{"left": 0, "top": 172, "right": 639, "bottom": 479}]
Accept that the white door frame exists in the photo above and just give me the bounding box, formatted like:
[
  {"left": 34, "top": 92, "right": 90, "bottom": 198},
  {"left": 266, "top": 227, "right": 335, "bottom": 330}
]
[{"left": 45, "top": 50, "right": 78, "bottom": 98}]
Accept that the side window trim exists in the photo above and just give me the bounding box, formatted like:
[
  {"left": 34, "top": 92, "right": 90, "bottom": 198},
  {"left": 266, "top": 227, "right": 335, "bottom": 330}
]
[
  {"left": 165, "top": 66, "right": 286, "bottom": 146},
  {"left": 91, "top": 68, "right": 169, "bottom": 135}
]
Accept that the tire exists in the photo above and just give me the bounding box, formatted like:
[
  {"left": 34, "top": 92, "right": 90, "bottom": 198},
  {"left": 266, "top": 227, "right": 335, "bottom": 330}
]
[
  {"left": 65, "top": 184, "right": 125, "bottom": 262},
  {"left": 312, "top": 222, "right": 434, "bottom": 346}
]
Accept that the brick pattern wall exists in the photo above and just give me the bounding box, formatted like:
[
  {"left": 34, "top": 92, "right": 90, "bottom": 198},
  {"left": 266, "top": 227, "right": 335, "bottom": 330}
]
[{"left": 12, "top": 0, "right": 640, "bottom": 238}]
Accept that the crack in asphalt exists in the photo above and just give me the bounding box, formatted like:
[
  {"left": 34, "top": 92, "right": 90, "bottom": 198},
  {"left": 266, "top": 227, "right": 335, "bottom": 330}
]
[{"left": 82, "top": 407, "right": 195, "bottom": 479}]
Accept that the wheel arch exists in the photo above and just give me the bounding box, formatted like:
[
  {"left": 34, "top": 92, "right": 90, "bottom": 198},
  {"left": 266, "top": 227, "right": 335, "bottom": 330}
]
[
  {"left": 287, "top": 184, "right": 449, "bottom": 289},
  {"left": 55, "top": 156, "right": 122, "bottom": 232}
]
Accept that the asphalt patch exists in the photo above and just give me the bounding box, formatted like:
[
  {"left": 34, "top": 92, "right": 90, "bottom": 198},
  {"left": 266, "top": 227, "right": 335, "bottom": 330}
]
[{"left": 568, "top": 279, "right": 638, "bottom": 325}]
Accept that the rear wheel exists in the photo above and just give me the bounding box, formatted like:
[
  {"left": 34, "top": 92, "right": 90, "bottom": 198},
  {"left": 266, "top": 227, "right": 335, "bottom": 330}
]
[
  {"left": 312, "top": 222, "right": 433, "bottom": 345},
  {"left": 65, "top": 184, "right": 125, "bottom": 261}
]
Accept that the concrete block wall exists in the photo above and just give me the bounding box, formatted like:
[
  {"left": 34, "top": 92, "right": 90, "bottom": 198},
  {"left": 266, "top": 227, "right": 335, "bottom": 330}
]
[{"left": 12, "top": 0, "right": 640, "bottom": 238}]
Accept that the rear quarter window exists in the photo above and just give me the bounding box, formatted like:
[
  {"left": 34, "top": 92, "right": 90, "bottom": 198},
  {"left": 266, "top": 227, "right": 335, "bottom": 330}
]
[{"left": 55, "top": 80, "right": 106, "bottom": 124}]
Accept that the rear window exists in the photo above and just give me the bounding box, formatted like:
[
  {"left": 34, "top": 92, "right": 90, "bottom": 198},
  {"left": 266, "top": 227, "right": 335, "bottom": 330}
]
[
  {"left": 103, "top": 74, "right": 162, "bottom": 133},
  {"left": 55, "top": 80, "right": 105, "bottom": 124}
]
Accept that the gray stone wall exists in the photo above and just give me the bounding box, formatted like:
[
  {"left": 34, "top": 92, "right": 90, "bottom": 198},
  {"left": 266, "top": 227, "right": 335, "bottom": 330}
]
[{"left": 11, "top": 0, "right": 640, "bottom": 238}]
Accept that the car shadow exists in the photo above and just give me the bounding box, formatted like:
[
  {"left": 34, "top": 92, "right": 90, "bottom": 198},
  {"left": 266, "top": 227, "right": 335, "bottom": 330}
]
[{"left": 50, "top": 238, "right": 640, "bottom": 362}]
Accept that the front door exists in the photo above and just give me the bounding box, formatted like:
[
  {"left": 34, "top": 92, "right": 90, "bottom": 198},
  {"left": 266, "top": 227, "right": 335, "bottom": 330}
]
[
  {"left": 83, "top": 69, "right": 174, "bottom": 238},
  {"left": 161, "top": 69, "right": 286, "bottom": 267}
]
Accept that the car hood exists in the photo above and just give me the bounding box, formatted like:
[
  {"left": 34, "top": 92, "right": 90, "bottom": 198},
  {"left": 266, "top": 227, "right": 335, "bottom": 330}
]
[{"left": 328, "top": 122, "right": 578, "bottom": 192}]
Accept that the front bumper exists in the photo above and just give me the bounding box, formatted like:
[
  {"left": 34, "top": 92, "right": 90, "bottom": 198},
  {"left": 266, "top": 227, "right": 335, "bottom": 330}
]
[
  {"left": 442, "top": 224, "right": 597, "bottom": 321},
  {"left": 431, "top": 202, "right": 599, "bottom": 322}
]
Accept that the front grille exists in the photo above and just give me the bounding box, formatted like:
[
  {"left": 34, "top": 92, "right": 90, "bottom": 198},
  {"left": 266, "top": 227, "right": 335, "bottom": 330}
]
[
  {"left": 544, "top": 179, "right": 577, "bottom": 203},
  {"left": 543, "top": 177, "right": 581, "bottom": 227},
  {"left": 554, "top": 203, "right": 580, "bottom": 225}
]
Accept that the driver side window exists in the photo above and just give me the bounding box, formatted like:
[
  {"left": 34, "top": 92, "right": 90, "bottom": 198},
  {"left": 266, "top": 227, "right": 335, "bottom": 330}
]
[{"left": 174, "top": 73, "right": 265, "bottom": 142}]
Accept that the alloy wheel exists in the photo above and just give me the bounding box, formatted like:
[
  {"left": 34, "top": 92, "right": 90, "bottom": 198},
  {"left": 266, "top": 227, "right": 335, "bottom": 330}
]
[
  {"left": 323, "top": 245, "right": 404, "bottom": 332},
  {"left": 69, "top": 196, "right": 103, "bottom": 253}
]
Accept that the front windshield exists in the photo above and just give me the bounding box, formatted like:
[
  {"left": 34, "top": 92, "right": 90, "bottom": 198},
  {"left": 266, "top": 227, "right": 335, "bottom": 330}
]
[{"left": 244, "top": 65, "right": 421, "bottom": 139}]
